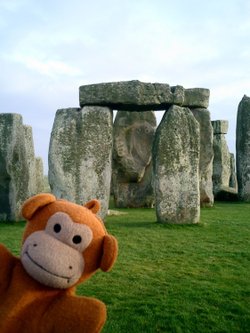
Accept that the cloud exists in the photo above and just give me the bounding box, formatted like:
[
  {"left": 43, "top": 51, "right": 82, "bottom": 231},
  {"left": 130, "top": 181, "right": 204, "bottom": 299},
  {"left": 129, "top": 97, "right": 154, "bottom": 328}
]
[{"left": 10, "top": 55, "right": 82, "bottom": 77}]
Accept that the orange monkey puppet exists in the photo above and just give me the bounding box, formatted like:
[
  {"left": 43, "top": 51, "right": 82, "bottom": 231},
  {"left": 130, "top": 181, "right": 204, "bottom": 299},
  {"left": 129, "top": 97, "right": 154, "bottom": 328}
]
[{"left": 0, "top": 193, "right": 118, "bottom": 333}]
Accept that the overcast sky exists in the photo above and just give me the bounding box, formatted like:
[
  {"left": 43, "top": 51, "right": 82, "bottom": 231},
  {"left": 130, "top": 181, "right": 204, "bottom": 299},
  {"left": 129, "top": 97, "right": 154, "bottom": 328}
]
[{"left": 0, "top": 0, "right": 249, "bottom": 174}]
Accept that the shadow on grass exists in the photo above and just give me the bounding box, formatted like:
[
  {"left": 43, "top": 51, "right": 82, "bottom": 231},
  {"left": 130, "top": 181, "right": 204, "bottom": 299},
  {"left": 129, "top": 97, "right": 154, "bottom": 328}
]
[
  {"left": 112, "top": 221, "right": 157, "bottom": 228},
  {"left": 108, "top": 220, "right": 204, "bottom": 229}
]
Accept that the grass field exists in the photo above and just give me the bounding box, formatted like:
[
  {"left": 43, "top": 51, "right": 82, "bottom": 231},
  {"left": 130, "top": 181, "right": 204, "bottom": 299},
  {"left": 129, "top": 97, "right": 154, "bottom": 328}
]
[{"left": 0, "top": 202, "right": 249, "bottom": 332}]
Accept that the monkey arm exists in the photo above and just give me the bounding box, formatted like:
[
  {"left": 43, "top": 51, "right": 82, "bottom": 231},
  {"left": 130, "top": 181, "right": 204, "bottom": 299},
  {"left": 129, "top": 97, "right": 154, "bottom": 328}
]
[
  {"left": 0, "top": 244, "right": 16, "bottom": 295},
  {"left": 42, "top": 295, "right": 107, "bottom": 333},
  {"left": 0, "top": 243, "right": 15, "bottom": 272}
]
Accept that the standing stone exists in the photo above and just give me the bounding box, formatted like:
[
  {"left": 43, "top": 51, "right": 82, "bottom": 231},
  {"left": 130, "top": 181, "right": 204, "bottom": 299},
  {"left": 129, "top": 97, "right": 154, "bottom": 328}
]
[
  {"left": 112, "top": 111, "right": 156, "bottom": 207},
  {"left": 23, "top": 126, "right": 45, "bottom": 196},
  {"left": 214, "top": 152, "right": 238, "bottom": 202},
  {"left": 212, "top": 120, "right": 231, "bottom": 196},
  {"left": 48, "top": 106, "right": 113, "bottom": 218},
  {"left": 191, "top": 108, "right": 214, "bottom": 207},
  {"left": 0, "top": 114, "right": 30, "bottom": 221},
  {"left": 23, "top": 125, "right": 37, "bottom": 197},
  {"left": 43, "top": 175, "right": 51, "bottom": 193},
  {"left": 229, "top": 153, "right": 237, "bottom": 190},
  {"left": 35, "top": 157, "right": 45, "bottom": 193},
  {"left": 153, "top": 105, "right": 200, "bottom": 224},
  {"left": 236, "top": 95, "right": 250, "bottom": 201}
]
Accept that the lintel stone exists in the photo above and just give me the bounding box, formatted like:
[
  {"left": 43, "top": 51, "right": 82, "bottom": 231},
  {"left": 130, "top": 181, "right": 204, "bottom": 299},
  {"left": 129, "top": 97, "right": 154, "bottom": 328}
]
[
  {"left": 79, "top": 80, "right": 209, "bottom": 110},
  {"left": 212, "top": 120, "right": 229, "bottom": 134}
]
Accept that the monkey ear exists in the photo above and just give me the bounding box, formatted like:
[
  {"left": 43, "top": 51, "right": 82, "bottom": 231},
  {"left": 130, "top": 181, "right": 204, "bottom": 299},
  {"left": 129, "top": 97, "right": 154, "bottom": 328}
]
[
  {"left": 22, "top": 193, "right": 56, "bottom": 220},
  {"left": 84, "top": 199, "right": 101, "bottom": 214},
  {"left": 100, "top": 235, "right": 118, "bottom": 272}
]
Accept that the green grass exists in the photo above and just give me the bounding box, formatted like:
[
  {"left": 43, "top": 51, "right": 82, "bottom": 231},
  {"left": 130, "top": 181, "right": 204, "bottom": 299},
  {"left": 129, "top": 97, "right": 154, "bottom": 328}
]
[{"left": 0, "top": 202, "right": 250, "bottom": 332}]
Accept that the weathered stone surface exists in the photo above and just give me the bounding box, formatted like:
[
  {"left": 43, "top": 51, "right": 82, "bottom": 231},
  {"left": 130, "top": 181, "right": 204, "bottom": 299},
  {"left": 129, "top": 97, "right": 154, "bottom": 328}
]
[
  {"left": 153, "top": 105, "right": 200, "bottom": 224},
  {"left": 183, "top": 89, "right": 210, "bottom": 108},
  {"left": 43, "top": 175, "right": 51, "bottom": 193},
  {"left": 48, "top": 106, "right": 113, "bottom": 218},
  {"left": 35, "top": 157, "right": 45, "bottom": 193},
  {"left": 236, "top": 95, "right": 250, "bottom": 201},
  {"left": 191, "top": 108, "right": 214, "bottom": 207},
  {"left": 212, "top": 120, "right": 231, "bottom": 196},
  {"left": 229, "top": 153, "right": 238, "bottom": 190},
  {"left": 79, "top": 80, "right": 209, "bottom": 110},
  {"left": 112, "top": 111, "right": 156, "bottom": 208},
  {"left": 23, "top": 125, "right": 37, "bottom": 197},
  {"left": 23, "top": 127, "right": 45, "bottom": 196},
  {"left": 112, "top": 165, "right": 155, "bottom": 208},
  {"left": 0, "top": 114, "right": 31, "bottom": 221},
  {"left": 212, "top": 120, "right": 229, "bottom": 134}
]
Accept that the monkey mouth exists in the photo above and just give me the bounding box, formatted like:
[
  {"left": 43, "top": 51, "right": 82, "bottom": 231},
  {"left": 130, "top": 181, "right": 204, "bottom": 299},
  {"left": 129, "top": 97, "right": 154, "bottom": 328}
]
[{"left": 24, "top": 251, "right": 72, "bottom": 282}]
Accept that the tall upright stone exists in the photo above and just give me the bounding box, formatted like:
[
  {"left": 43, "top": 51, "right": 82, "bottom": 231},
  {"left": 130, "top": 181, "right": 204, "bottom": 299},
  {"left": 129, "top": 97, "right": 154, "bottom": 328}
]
[
  {"left": 236, "top": 95, "right": 250, "bottom": 201},
  {"left": 35, "top": 157, "right": 45, "bottom": 193},
  {"left": 212, "top": 120, "right": 231, "bottom": 195},
  {"left": 48, "top": 106, "right": 113, "bottom": 218},
  {"left": 0, "top": 114, "right": 31, "bottom": 221},
  {"left": 229, "top": 153, "right": 237, "bottom": 190},
  {"left": 23, "top": 125, "right": 37, "bottom": 197},
  {"left": 153, "top": 105, "right": 200, "bottom": 224},
  {"left": 191, "top": 108, "right": 214, "bottom": 207},
  {"left": 112, "top": 111, "right": 156, "bottom": 207},
  {"left": 23, "top": 126, "right": 45, "bottom": 197}
]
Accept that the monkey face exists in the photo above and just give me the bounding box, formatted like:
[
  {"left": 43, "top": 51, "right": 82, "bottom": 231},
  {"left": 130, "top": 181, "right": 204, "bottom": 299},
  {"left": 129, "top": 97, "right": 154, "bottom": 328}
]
[
  {"left": 20, "top": 194, "right": 118, "bottom": 289},
  {"left": 21, "top": 212, "right": 93, "bottom": 289}
]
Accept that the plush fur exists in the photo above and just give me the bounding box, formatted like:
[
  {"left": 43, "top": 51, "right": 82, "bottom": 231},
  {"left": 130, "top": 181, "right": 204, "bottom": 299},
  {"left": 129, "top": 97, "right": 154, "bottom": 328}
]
[{"left": 0, "top": 193, "right": 118, "bottom": 333}]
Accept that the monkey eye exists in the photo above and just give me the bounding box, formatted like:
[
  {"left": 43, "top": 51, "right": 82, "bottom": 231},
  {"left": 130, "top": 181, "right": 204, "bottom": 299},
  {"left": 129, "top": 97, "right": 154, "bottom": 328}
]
[
  {"left": 46, "top": 212, "right": 93, "bottom": 251},
  {"left": 72, "top": 235, "right": 82, "bottom": 244},
  {"left": 54, "top": 223, "right": 61, "bottom": 233}
]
